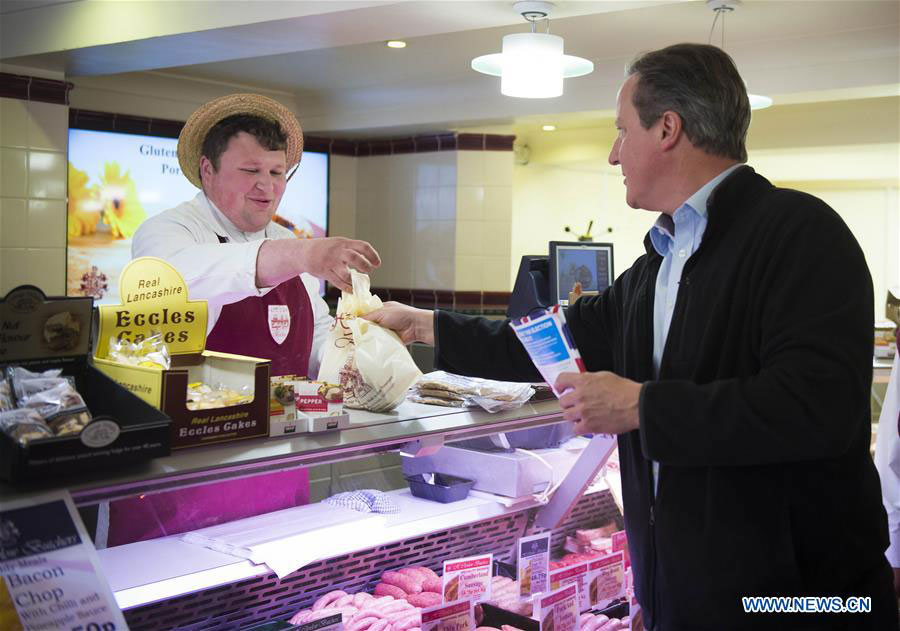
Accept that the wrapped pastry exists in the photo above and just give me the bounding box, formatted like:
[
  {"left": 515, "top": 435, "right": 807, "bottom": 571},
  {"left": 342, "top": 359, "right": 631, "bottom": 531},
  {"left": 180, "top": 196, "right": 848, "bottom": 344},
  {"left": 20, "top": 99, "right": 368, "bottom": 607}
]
[
  {"left": 186, "top": 382, "right": 253, "bottom": 410},
  {"left": 0, "top": 408, "right": 53, "bottom": 445},
  {"left": 107, "top": 333, "right": 171, "bottom": 369}
]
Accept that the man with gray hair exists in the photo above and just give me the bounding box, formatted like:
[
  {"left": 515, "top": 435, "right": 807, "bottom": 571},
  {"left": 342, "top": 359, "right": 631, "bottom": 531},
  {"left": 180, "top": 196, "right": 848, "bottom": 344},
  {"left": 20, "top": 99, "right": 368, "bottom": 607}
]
[{"left": 369, "top": 43, "right": 895, "bottom": 630}]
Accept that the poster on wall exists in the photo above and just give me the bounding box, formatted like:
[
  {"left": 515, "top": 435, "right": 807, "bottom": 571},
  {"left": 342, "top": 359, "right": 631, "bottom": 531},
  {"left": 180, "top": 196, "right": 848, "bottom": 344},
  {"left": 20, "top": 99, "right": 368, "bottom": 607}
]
[{"left": 66, "top": 128, "right": 329, "bottom": 304}]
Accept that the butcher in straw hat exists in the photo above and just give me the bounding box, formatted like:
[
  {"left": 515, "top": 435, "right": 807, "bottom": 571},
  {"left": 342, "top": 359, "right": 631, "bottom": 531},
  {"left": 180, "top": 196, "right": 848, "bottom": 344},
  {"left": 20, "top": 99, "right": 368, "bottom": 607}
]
[{"left": 133, "top": 94, "right": 379, "bottom": 378}]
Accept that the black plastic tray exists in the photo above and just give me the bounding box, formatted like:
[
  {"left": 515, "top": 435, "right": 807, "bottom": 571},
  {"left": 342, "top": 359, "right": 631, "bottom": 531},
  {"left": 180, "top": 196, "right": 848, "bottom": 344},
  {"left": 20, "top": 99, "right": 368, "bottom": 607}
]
[{"left": 405, "top": 471, "right": 474, "bottom": 503}]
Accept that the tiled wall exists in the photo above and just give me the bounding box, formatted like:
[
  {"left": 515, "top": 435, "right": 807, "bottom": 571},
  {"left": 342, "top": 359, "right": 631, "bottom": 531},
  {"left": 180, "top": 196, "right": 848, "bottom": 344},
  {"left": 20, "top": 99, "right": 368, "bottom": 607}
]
[
  {"left": 328, "top": 153, "right": 357, "bottom": 239},
  {"left": 0, "top": 97, "right": 68, "bottom": 296},
  {"left": 355, "top": 151, "right": 458, "bottom": 289},
  {"left": 352, "top": 149, "right": 514, "bottom": 292},
  {"left": 455, "top": 151, "right": 513, "bottom": 292}
]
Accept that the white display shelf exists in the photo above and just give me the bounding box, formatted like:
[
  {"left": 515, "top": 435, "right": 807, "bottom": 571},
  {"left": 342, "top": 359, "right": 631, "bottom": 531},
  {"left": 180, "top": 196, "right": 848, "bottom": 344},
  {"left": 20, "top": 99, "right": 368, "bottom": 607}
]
[
  {"left": 100, "top": 480, "right": 610, "bottom": 611},
  {"left": 2, "top": 399, "right": 564, "bottom": 506}
]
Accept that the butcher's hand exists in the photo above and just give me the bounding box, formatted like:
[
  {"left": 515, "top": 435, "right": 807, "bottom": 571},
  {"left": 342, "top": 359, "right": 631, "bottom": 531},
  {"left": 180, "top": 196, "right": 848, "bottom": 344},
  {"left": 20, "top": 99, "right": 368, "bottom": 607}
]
[
  {"left": 365, "top": 302, "right": 434, "bottom": 345},
  {"left": 298, "top": 237, "right": 380, "bottom": 291},
  {"left": 257, "top": 237, "right": 380, "bottom": 291},
  {"left": 555, "top": 371, "right": 642, "bottom": 435}
]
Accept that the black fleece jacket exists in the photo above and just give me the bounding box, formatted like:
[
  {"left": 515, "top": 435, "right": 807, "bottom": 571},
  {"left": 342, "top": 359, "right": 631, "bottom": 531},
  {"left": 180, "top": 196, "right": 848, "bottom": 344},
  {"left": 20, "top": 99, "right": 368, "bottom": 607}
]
[{"left": 434, "top": 167, "right": 895, "bottom": 631}]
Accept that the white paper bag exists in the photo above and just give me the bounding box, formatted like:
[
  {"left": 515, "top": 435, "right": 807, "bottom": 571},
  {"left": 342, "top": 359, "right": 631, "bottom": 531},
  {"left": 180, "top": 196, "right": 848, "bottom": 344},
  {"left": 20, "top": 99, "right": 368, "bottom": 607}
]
[{"left": 318, "top": 270, "right": 421, "bottom": 411}]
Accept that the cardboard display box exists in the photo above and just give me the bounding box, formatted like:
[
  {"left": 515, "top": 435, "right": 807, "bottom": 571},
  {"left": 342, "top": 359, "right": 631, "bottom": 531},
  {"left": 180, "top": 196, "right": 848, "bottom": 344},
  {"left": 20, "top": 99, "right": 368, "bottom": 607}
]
[
  {"left": 0, "top": 285, "right": 170, "bottom": 482},
  {"left": 93, "top": 257, "right": 270, "bottom": 449}
]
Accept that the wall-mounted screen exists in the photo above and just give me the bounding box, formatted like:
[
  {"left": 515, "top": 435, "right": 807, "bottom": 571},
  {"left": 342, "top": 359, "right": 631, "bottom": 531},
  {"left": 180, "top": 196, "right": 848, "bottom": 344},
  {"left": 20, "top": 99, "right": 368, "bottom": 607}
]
[
  {"left": 549, "top": 241, "right": 614, "bottom": 306},
  {"left": 66, "top": 128, "right": 328, "bottom": 304}
]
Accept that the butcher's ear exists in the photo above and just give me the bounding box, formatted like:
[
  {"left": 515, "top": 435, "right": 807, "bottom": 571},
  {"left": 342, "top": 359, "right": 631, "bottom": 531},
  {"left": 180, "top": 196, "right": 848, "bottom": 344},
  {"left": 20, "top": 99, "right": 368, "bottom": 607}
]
[
  {"left": 199, "top": 156, "right": 216, "bottom": 185},
  {"left": 658, "top": 111, "right": 682, "bottom": 151}
]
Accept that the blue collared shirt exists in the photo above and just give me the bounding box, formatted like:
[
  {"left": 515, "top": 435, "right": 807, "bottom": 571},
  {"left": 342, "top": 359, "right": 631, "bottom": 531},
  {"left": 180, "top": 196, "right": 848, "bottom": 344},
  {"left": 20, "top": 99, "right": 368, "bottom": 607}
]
[{"left": 648, "top": 164, "right": 741, "bottom": 493}]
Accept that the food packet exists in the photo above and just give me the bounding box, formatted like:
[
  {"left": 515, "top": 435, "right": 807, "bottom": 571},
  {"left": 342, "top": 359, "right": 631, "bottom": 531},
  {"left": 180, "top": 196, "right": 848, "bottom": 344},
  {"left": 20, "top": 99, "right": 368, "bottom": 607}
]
[
  {"left": 318, "top": 270, "right": 422, "bottom": 412},
  {"left": 410, "top": 370, "right": 535, "bottom": 413},
  {"left": 18, "top": 380, "right": 92, "bottom": 434},
  {"left": 0, "top": 378, "right": 13, "bottom": 412},
  {"left": 186, "top": 381, "right": 254, "bottom": 410},
  {"left": 0, "top": 408, "right": 53, "bottom": 445},
  {"left": 107, "top": 332, "right": 171, "bottom": 369}
]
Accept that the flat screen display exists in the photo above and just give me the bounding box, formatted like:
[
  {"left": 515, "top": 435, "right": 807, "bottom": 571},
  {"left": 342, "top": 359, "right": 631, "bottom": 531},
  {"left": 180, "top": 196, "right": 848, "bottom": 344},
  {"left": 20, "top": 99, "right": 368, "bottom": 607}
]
[
  {"left": 66, "top": 128, "right": 329, "bottom": 304},
  {"left": 549, "top": 241, "right": 614, "bottom": 306}
]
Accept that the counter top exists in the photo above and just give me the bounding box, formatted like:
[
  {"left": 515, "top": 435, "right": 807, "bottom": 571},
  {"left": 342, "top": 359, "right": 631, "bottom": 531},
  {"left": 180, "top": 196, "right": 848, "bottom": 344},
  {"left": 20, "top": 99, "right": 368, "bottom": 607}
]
[{"left": 1, "top": 398, "right": 564, "bottom": 506}]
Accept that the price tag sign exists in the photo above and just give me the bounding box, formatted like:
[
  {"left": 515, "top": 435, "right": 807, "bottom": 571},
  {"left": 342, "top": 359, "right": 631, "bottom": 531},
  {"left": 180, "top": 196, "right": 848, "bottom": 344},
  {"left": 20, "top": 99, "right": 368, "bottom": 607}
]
[
  {"left": 442, "top": 554, "right": 492, "bottom": 603},
  {"left": 421, "top": 599, "right": 473, "bottom": 631},
  {"left": 611, "top": 531, "right": 629, "bottom": 569},
  {"left": 537, "top": 584, "right": 578, "bottom": 631},
  {"left": 517, "top": 532, "right": 550, "bottom": 599},
  {"left": 548, "top": 561, "right": 589, "bottom": 612},
  {"left": 295, "top": 613, "right": 343, "bottom": 631},
  {"left": 586, "top": 552, "right": 625, "bottom": 610},
  {"left": 0, "top": 491, "right": 128, "bottom": 631}
]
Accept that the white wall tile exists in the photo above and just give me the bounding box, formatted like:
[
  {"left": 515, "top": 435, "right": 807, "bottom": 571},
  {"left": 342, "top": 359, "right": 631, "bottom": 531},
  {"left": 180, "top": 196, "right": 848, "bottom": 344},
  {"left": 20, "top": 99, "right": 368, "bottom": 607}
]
[
  {"left": 455, "top": 255, "right": 484, "bottom": 291},
  {"left": 457, "top": 186, "right": 485, "bottom": 221},
  {"left": 0, "top": 247, "right": 27, "bottom": 293},
  {"left": 438, "top": 152, "right": 456, "bottom": 187},
  {"left": 25, "top": 247, "right": 65, "bottom": 294},
  {"left": 457, "top": 152, "right": 485, "bottom": 187},
  {"left": 456, "top": 220, "right": 485, "bottom": 257},
  {"left": 483, "top": 256, "right": 512, "bottom": 292},
  {"left": 357, "top": 155, "right": 388, "bottom": 191},
  {"left": 437, "top": 186, "right": 456, "bottom": 221},
  {"left": 415, "top": 157, "right": 440, "bottom": 188},
  {"left": 436, "top": 220, "right": 456, "bottom": 259},
  {"left": 483, "top": 151, "right": 514, "bottom": 185},
  {"left": 28, "top": 150, "right": 66, "bottom": 199},
  {"left": 483, "top": 220, "right": 512, "bottom": 257},
  {"left": 28, "top": 199, "right": 65, "bottom": 248},
  {"left": 0, "top": 198, "right": 27, "bottom": 247},
  {"left": 328, "top": 154, "right": 357, "bottom": 191},
  {"left": 0, "top": 98, "right": 29, "bottom": 149},
  {"left": 414, "top": 186, "right": 438, "bottom": 221},
  {"left": 1, "top": 147, "right": 28, "bottom": 197},
  {"left": 328, "top": 187, "right": 356, "bottom": 238},
  {"left": 27, "top": 101, "right": 67, "bottom": 152},
  {"left": 484, "top": 185, "right": 512, "bottom": 222},
  {"left": 389, "top": 154, "right": 416, "bottom": 190}
]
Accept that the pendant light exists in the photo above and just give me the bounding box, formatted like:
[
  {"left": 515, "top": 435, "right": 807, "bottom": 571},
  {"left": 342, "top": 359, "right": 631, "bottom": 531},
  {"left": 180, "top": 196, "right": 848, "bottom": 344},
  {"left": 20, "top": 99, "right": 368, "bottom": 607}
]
[
  {"left": 707, "top": 0, "right": 772, "bottom": 109},
  {"left": 471, "top": 1, "right": 594, "bottom": 99}
]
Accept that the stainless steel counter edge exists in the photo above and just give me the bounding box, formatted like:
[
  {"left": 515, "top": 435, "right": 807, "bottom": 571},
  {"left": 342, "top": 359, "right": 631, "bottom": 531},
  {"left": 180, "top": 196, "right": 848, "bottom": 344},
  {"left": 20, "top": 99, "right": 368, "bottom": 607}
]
[{"left": 1, "top": 399, "right": 565, "bottom": 506}]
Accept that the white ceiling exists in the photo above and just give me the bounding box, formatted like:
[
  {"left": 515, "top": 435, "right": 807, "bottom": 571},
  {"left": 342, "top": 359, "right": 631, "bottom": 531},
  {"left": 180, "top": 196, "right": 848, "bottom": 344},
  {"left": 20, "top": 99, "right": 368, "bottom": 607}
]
[{"left": 2, "top": 0, "right": 898, "bottom": 136}]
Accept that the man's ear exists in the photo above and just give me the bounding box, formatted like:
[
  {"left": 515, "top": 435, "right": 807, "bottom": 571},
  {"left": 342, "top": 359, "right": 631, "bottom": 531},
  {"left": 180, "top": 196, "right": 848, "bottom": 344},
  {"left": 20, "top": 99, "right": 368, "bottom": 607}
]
[
  {"left": 199, "top": 155, "right": 215, "bottom": 186},
  {"left": 658, "top": 111, "right": 683, "bottom": 152}
]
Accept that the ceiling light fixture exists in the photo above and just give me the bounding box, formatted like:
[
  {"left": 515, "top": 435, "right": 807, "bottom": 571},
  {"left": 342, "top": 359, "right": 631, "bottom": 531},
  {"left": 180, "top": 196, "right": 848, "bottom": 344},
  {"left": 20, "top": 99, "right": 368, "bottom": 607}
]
[
  {"left": 471, "top": 1, "right": 593, "bottom": 99},
  {"left": 386, "top": 40, "right": 407, "bottom": 49},
  {"left": 542, "top": 124, "right": 557, "bottom": 131},
  {"left": 707, "top": 0, "right": 772, "bottom": 109}
]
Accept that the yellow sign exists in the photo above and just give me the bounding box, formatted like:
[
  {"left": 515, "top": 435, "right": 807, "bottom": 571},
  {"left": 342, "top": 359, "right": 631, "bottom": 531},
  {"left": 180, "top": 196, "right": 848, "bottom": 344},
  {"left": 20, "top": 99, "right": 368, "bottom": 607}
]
[{"left": 96, "top": 257, "right": 208, "bottom": 358}]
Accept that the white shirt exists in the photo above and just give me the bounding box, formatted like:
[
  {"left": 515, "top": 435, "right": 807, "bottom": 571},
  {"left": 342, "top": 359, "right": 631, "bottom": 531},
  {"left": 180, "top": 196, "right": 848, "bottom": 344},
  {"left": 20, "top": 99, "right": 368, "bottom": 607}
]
[
  {"left": 875, "top": 350, "right": 900, "bottom": 567},
  {"left": 132, "top": 192, "right": 333, "bottom": 377},
  {"left": 647, "top": 163, "right": 741, "bottom": 494}
]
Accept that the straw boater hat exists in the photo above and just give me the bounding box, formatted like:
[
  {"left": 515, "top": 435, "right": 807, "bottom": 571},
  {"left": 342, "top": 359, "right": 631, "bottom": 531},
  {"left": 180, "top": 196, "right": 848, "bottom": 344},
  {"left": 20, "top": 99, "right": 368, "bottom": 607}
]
[{"left": 177, "top": 93, "right": 303, "bottom": 189}]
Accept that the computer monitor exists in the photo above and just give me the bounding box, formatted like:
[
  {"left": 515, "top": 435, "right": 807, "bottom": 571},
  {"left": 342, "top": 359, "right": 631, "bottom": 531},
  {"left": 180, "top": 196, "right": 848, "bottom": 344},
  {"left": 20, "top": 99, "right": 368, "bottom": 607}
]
[
  {"left": 549, "top": 241, "right": 614, "bottom": 306},
  {"left": 507, "top": 255, "right": 551, "bottom": 319}
]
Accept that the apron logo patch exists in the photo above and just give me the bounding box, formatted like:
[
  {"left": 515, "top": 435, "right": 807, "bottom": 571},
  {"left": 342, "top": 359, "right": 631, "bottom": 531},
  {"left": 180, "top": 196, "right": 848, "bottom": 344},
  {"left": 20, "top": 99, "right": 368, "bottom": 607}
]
[{"left": 268, "top": 304, "right": 291, "bottom": 345}]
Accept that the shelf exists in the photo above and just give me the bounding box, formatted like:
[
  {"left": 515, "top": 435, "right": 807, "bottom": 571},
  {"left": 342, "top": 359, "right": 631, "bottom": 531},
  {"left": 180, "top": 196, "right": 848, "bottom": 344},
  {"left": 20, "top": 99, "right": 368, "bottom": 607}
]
[
  {"left": 100, "top": 480, "right": 609, "bottom": 611},
  {"left": 0, "top": 399, "right": 564, "bottom": 506}
]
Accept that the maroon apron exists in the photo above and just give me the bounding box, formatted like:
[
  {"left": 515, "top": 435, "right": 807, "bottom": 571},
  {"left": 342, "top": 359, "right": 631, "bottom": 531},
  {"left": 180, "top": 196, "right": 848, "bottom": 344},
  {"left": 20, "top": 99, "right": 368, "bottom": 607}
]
[{"left": 205, "top": 275, "right": 314, "bottom": 378}]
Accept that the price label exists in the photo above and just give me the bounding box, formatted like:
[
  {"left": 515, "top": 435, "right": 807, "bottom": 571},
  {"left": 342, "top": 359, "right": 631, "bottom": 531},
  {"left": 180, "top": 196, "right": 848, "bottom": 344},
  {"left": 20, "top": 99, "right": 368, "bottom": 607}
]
[
  {"left": 517, "top": 532, "right": 550, "bottom": 599},
  {"left": 0, "top": 492, "right": 129, "bottom": 631},
  {"left": 442, "top": 554, "right": 492, "bottom": 603},
  {"left": 586, "top": 552, "right": 625, "bottom": 609},
  {"left": 537, "top": 584, "right": 578, "bottom": 631},
  {"left": 548, "top": 561, "right": 589, "bottom": 612},
  {"left": 421, "top": 599, "right": 473, "bottom": 631}
]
